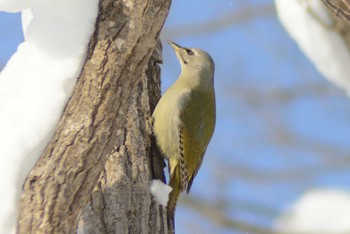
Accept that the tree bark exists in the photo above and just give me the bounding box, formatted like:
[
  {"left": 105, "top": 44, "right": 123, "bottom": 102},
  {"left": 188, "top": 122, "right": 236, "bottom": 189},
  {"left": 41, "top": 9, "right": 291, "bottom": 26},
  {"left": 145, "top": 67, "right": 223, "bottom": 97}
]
[
  {"left": 80, "top": 41, "right": 168, "bottom": 234},
  {"left": 17, "top": 0, "right": 171, "bottom": 233}
]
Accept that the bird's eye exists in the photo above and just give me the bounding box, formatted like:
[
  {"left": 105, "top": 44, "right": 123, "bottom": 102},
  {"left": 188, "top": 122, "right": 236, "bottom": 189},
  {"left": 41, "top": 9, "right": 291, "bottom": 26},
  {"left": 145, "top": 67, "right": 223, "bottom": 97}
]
[{"left": 186, "top": 49, "right": 194, "bottom": 56}]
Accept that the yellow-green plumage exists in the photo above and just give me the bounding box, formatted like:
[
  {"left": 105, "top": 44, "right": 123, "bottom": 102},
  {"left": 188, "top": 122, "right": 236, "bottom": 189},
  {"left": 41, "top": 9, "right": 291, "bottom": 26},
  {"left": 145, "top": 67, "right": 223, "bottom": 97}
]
[
  {"left": 152, "top": 41, "right": 215, "bottom": 229},
  {"left": 167, "top": 90, "right": 215, "bottom": 223}
]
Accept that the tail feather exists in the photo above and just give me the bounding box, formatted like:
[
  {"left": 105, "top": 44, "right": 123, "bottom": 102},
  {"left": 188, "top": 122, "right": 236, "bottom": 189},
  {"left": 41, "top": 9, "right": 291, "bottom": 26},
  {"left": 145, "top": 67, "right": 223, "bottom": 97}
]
[{"left": 166, "top": 167, "right": 181, "bottom": 232}]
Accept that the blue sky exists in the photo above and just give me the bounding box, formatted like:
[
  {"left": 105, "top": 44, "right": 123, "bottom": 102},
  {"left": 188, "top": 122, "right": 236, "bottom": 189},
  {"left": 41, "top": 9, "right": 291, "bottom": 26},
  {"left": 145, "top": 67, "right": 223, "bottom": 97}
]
[
  {"left": 0, "top": 12, "right": 22, "bottom": 66},
  {"left": 2, "top": 0, "right": 350, "bottom": 233}
]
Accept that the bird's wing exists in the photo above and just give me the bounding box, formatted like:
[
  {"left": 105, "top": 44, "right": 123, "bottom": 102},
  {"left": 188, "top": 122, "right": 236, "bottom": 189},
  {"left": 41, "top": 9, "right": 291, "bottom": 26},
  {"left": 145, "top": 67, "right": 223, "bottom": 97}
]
[{"left": 180, "top": 90, "right": 215, "bottom": 193}]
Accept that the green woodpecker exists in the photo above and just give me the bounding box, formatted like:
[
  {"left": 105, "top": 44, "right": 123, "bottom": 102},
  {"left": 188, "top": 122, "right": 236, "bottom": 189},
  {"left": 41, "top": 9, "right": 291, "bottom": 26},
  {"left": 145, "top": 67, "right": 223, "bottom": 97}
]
[{"left": 152, "top": 41, "right": 216, "bottom": 226}]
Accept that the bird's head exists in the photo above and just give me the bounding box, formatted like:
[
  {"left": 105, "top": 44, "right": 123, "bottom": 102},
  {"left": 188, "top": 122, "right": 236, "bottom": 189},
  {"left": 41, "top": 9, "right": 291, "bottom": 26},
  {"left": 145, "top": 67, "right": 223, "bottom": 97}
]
[{"left": 167, "top": 40, "right": 215, "bottom": 79}]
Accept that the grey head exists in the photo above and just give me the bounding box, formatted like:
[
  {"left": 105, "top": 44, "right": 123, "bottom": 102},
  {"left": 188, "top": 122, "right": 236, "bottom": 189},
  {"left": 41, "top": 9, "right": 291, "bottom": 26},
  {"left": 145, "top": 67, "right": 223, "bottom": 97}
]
[{"left": 167, "top": 40, "right": 215, "bottom": 78}]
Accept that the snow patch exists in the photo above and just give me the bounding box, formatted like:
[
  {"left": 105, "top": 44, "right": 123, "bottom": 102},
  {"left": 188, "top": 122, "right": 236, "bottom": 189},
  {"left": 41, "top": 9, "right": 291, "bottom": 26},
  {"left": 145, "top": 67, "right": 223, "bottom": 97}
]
[
  {"left": 150, "top": 179, "right": 172, "bottom": 206},
  {"left": 0, "top": 0, "right": 99, "bottom": 233},
  {"left": 0, "top": 0, "right": 34, "bottom": 13},
  {"left": 275, "top": 188, "right": 350, "bottom": 233},
  {"left": 275, "top": 0, "right": 350, "bottom": 95}
]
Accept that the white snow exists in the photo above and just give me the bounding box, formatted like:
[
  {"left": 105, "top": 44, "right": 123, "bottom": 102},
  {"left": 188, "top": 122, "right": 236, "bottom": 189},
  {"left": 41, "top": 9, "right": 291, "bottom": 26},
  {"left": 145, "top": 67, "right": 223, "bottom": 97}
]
[
  {"left": 0, "top": 1, "right": 98, "bottom": 233},
  {"left": 275, "top": 188, "right": 350, "bottom": 233},
  {"left": 275, "top": 0, "right": 350, "bottom": 95},
  {"left": 150, "top": 179, "right": 173, "bottom": 206},
  {"left": 0, "top": 0, "right": 34, "bottom": 13}
]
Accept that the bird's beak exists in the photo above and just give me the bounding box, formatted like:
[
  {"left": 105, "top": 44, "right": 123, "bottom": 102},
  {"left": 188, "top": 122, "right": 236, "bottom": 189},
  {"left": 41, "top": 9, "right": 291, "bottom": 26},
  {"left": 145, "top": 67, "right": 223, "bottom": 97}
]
[
  {"left": 167, "top": 40, "right": 189, "bottom": 65},
  {"left": 167, "top": 40, "right": 184, "bottom": 51}
]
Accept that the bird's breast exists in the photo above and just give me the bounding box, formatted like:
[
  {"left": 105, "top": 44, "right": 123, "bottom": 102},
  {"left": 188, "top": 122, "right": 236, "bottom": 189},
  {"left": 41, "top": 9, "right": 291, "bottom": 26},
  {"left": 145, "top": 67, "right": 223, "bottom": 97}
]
[{"left": 152, "top": 87, "right": 191, "bottom": 160}]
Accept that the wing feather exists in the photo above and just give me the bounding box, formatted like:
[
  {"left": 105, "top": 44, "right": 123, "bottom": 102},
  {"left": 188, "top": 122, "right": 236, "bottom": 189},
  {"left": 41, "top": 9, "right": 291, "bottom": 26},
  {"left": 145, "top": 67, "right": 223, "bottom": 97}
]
[{"left": 180, "top": 89, "right": 215, "bottom": 193}]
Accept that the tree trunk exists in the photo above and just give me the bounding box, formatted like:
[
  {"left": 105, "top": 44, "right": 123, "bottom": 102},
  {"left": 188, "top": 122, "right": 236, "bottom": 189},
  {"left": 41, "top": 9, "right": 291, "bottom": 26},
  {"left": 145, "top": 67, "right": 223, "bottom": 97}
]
[
  {"left": 80, "top": 41, "right": 168, "bottom": 234},
  {"left": 17, "top": 0, "right": 171, "bottom": 233}
]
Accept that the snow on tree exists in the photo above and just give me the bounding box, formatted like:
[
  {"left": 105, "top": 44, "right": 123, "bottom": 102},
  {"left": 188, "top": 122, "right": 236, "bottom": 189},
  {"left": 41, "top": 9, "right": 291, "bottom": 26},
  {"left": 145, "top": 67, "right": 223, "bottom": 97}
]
[
  {"left": 0, "top": 0, "right": 171, "bottom": 233},
  {"left": 275, "top": 0, "right": 350, "bottom": 95}
]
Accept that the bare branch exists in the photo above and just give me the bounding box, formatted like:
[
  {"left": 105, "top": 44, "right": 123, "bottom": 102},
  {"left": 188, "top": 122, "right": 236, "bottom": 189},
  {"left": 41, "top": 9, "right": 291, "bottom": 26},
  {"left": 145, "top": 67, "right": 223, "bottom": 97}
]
[
  {"left": 183, "top": 196, "right": 280, "bottom": 218},
  {"left": 341, "top": 0, "right": 350, "bottom": 9},
  {"left": 181, "top": 196, "right": 314, "bottom": 234},
  {"left": 321, "top": 0, "right": 350, "bottom": 21},
  {"left": 162, "top": 3, "right": 275, "bottom": 38},
  {"left": 222, "top": 83, "right": 344, "bottom": 105}
]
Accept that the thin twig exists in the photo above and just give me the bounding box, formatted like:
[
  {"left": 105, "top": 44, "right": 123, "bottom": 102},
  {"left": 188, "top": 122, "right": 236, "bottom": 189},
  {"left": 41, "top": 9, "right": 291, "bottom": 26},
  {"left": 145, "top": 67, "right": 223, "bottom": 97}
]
[
  {"left": 321, "top": 0, "right": 350, "bottom": 22},
  {"left": 162, "top": 3, "right": 275, "bottom": 38},
  {"left": 342, "top": 0, "right": 350, "bottom": 10}
]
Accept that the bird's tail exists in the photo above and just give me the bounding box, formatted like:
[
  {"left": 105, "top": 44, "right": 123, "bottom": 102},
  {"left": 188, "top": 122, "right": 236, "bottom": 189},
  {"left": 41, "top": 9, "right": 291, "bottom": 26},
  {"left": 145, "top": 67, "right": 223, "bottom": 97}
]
[{"left": 166, "top": 167, "right": 181, "bottom": 232}]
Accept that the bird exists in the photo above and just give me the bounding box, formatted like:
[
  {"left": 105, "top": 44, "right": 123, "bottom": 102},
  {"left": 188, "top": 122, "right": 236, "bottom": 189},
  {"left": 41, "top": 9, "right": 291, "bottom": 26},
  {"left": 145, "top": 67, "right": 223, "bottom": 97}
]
[{"left": 152, "top": 40, "right": 216, "bottom": 229}]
